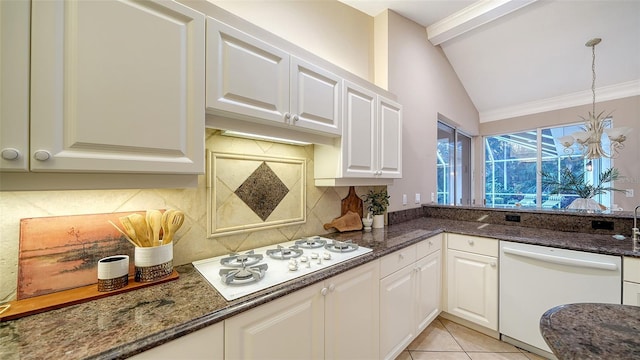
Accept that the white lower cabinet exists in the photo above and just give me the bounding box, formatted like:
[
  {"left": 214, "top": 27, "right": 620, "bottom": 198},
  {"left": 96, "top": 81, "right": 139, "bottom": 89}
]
[
  {"left": 446, "top": 234, "right": 498, "bottom": 331},
  {"left": 130, "top": 321, "right": 223, "bottom": 360},
  {"left": 225, "top": 261, "right": 379, "bottom": 359},
  {"left": 379, "top": 235, "right": 442, "bottom": 360},
  {"left": 623, "top": 256, "right": 640, "bottom": 305}
]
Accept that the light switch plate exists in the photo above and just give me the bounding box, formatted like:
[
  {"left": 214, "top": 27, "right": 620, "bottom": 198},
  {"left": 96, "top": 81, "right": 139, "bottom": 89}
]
[
  {"left": 415, "top": 193, "right": 421, "bottom": 204},
  {"left": 625, "top": 189, "right": 634, "bottom": 198},
  {"left": 402, "top": 194, "right": 407, "bottom": 205}
]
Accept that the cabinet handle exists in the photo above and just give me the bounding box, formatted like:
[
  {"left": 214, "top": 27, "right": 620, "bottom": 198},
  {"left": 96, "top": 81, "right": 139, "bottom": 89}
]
[
  {"left": 467, "top": 239, "right": 475, "bottom": 246},
  {"left": 33, "top": 150, "right": 51, "bottom": 161},
  {"left": 490, "top": 262, "right": 497, "bottom": 268},
  {"left": 399, "top": 253, "right": 404, "bottom": 260},
  {"left": 329, "top": 283, "right": 336, "bottom": 292},
  {"left": 428, "top": 240, "right": 433, "bottom": 246},
  {"left": 1, "top": 148, "right": 20, "bottom": 161},
  {"left": 321, "top": 287, "right": 328, "bottom": 296},
  {"left": 292, "top": 114, "right": 299, "bottom": 122}
]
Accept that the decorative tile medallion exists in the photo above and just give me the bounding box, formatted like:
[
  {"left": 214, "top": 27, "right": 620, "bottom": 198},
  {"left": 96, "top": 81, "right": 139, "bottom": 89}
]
[
  {"left": 207, "top": 152, "right": 306, "bottom": 237},
  {"left": 234, "top": 162, "right": 289, "bottom": 221}
]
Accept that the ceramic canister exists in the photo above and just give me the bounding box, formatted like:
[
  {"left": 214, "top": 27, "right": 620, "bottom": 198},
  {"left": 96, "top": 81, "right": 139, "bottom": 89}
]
[
  {"left": 97, "top": 255, "right": 129, "bottom": 292},
  {"left": 134, "top": 243, "right": 173, "bottom": 282}
]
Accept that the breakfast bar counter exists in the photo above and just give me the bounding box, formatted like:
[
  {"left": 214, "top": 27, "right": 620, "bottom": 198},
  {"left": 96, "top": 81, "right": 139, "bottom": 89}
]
[
  {"left": 540, "top": 303, "right": 640, "bottom": 359},
  {"left": 1, "top": 213, "right": 637, "bottom": 359}
]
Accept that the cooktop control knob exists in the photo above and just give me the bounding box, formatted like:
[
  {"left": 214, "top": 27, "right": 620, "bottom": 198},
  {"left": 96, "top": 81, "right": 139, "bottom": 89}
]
[{"left": 323, "top": 252, "right": 331, "bottom": 260}]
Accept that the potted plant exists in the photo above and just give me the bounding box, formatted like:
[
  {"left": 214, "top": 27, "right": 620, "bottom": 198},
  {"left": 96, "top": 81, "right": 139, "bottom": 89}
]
[
  {"left": 363, "top": 189, "right": 390, "bottom": 228},
  {"left": 540, "top": 167, "right": 624, "bottom": 211}
]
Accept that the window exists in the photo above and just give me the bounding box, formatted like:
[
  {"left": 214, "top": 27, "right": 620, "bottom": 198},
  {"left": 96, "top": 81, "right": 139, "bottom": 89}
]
[
  {"left": 484, "top": 122, "right": 613, "bottom": 209},
  {"left": 437, "top": 121, "right": 471, "bottom": 205}
]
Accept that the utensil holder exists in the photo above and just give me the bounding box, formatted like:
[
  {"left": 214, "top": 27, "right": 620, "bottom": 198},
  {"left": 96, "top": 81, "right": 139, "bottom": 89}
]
[
  {"left": 134, "top": 243, "right": 173, "bottom": 282},
  {"left": 97, "top": 255, "right": 129, "bottom": 292}
]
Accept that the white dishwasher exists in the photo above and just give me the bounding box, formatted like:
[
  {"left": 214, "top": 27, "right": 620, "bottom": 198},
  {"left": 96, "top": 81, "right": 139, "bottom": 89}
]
[{"left": 499, "top": 241, "right": 621, "bottom": 357}]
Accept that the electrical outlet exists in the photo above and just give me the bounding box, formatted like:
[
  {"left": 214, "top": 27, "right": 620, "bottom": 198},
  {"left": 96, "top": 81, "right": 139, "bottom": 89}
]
[
  {"left": 402, "top": 194, "right": 407, "bottom": 205},
  {"left": 415, "top": 193, "right": 421, "bottom": 204},
  {"left": 431, "top": 192, "right": 435, "bottom": 202},
  {"left": 626, "top": 189, "right": 634, "bottom": 198}
]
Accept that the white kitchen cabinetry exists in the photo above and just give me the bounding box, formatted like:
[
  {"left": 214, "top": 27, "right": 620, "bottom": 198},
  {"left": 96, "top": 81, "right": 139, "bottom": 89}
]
[
  {"left": 379, "top": 235, "right": 442, "bottom": 360},
  {"left": 623, "top": 256, "right": 640, "bottom": 305},
  {"left": 314, "top": 81, "right": 402, "bottom": 186},
  {"left": 207, "top": 17, "right": 341, "bottom": 136},
  {"left": 0, "top": 0, "right": 30, "bottom": 171},
  {"left": 446, "top": 234, "right": 498, "bottom": 331},
  {"left": 25, "top": 0, "right": 204, "bottom": 173},
  {"left": 130, "top": 321, "right": 223, "bottom": 360},
  {"left": 225, "top": 261, "right": 379, "bottom": 360}
]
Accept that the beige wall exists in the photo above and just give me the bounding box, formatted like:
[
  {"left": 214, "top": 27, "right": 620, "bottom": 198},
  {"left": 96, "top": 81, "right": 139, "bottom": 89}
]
[
  {"left": 479, "top": 95, "right": 640, "bottom": 211},
  {"left": 380, "top": 10, "right": 480, "bottom": 211}
]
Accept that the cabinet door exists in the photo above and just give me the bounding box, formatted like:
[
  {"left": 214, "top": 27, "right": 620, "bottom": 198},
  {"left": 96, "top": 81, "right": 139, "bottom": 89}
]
[
  {"left": 207, "top": 17, "right": 289, "bottom": 124},
  {"left": 0, "top": 0, "right": 30, "bottom": 171},
  {"left": 130, "top": 321, "right": 223, "bottom": 360},
  {"left": 447, "top": 249, "right": 498, "bottom": 330},
  {"left": 225, "top": 283, "right": 324, "bottom": 360},
  {"left": 325, "top": 261, "right": 379, "bottom": 360},
  {"left": 623, "top": 281, "right": 640, "bottom": 306},
  {"left": 379, "top": 264, "right": 415, "bottom": 360},
  {"left": 416, "top": 250, "right": 441, "bottom": 333},
  {"left": 377, "top": 96, "right": 402, "bottom": 178},
  {"left": 290, "top": 57, "right": 341, "bottom": 136},
  {"left": 30, "top": 0, "right": 204, "bottom": 173},
  {"left": 342, "top": 81, "right": 376, "bottom": 177}
]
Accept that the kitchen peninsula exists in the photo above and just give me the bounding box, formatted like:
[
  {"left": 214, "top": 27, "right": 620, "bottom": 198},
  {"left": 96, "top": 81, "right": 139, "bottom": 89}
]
[{"left": 1, "top": 206, "right": 637, "bottom": 359}]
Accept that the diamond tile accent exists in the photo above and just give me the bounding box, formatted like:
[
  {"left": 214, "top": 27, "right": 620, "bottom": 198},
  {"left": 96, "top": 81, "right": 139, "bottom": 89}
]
[{"left": 235, "top": 162, "right": 289, "bottom": 221}]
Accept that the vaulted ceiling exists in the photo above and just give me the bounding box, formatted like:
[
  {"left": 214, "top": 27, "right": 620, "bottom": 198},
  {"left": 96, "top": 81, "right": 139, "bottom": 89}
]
[{"left": 339, "top": 0, "right": 640, "bottom": 123}]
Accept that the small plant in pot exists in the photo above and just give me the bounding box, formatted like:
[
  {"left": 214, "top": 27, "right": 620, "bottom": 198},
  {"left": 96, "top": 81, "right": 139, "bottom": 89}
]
[{"left": 363, "top": 189, "right": 390, "bottom": 228}]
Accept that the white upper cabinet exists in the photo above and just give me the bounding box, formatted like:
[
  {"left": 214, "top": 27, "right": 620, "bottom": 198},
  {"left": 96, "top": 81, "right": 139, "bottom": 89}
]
[
  {"left": 315, "top": 81, "right": 402, "bottom": 185},
  {"left": 207, "top": 18, "right": 341, "bottom": 136},
  {"left": 0, "top": 0, "right": 30, "bottom": 171},
  {"left": 378, "top": 96, "right": 402, "bottom": 178},
  {"left": 342, "top": 81, "right": 377, "bottom": 176},
  {"left": 27, "top": 0, "right": 205, "bottom": 173}
]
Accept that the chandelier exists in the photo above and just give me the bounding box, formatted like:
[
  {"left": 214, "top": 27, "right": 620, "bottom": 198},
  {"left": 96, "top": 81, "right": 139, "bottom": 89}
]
[{"left": 558, "top": 38, "right": 632, "bottom": 159}]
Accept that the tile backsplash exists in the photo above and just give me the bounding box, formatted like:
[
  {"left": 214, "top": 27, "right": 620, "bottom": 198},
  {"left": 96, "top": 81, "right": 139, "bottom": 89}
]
[{"left": 0, "top": 129, "right": 379, "bottom": 302}]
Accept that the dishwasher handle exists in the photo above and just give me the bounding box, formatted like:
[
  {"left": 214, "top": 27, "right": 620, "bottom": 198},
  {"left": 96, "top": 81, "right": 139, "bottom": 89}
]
[{"left": 502, "top": 247, "right": 619, "bottom": 271}]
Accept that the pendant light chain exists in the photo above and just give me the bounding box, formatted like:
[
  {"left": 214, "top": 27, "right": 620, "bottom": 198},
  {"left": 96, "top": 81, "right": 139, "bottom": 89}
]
[{"left": 591, "top": 42, "right": 597, "bottom": 115}]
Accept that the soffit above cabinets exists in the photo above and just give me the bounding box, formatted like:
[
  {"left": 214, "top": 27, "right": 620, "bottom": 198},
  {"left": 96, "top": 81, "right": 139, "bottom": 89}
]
[{"left": 340, "top": 0, "right": 640, "bottom": 122}]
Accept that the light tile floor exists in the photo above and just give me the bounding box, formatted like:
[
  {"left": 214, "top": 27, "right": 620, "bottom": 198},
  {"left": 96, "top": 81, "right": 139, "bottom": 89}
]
[{"left": 396, "top": 317, "right": 549, "bottom": 360}]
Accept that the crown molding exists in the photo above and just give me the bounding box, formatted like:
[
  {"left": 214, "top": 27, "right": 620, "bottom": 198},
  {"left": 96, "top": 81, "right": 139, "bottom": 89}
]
[
  {"left": 479, "top": 80, "right": 640, "bottom": 123},
  {"left": 427, "top": 0, "right": 537, "bottom": 46}
]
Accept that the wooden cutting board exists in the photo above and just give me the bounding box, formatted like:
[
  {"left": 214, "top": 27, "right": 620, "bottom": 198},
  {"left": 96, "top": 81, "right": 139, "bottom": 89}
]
[{"left": 341, "top": 186, "right": 363, "bottom": 219}]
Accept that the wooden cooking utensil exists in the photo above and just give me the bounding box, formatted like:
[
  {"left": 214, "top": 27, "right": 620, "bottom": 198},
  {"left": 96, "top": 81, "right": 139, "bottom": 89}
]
[
  {"left": 108, "top": 220, "right": 140, "bottom": 247},
  {"left": 161, "top": 209, "right": 175, "bottom": 242},
  {"left": 162, "top": 210, "right": 184, "bottom": 244},
  {"left": 128, "top": 213, "right": 150, "bottom": 247},
  {"left": 119, "top": 216, "right": 141, "bottom": 246},
  {"left": 146, "top": 210, "right": 162, "bottom": 247}
]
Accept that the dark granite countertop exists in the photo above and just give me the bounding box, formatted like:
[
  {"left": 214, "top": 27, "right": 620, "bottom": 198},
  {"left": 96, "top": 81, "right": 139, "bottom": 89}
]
[
  {"left": 540, "top": 303, "right": 640, "bottom": 359},
  {"left": 1, "top": 216, "right": 638, "bottom": 359}
]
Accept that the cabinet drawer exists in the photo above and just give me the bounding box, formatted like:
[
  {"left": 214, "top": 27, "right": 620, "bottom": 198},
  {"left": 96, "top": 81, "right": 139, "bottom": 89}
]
[
  {"left": 624, "top": 257, "right": 640, "bottom": 283},
  {"left": 447, "top": 234, "right": 498, "bottom": 257},
  {"left": 380, "top": 245, "right": 417, "bottom": 278},
  {"left": 417, "top": 235, "right": 441, "bottom": 259}
]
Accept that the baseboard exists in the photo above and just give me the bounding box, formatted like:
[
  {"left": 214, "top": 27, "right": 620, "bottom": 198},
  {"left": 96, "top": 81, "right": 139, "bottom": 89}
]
[
  {"left": 501, "top": 335, "right": 556, "bottom": 360},
  {"left": 439, "top": 312, "right": 500, "bottom": 339}
]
